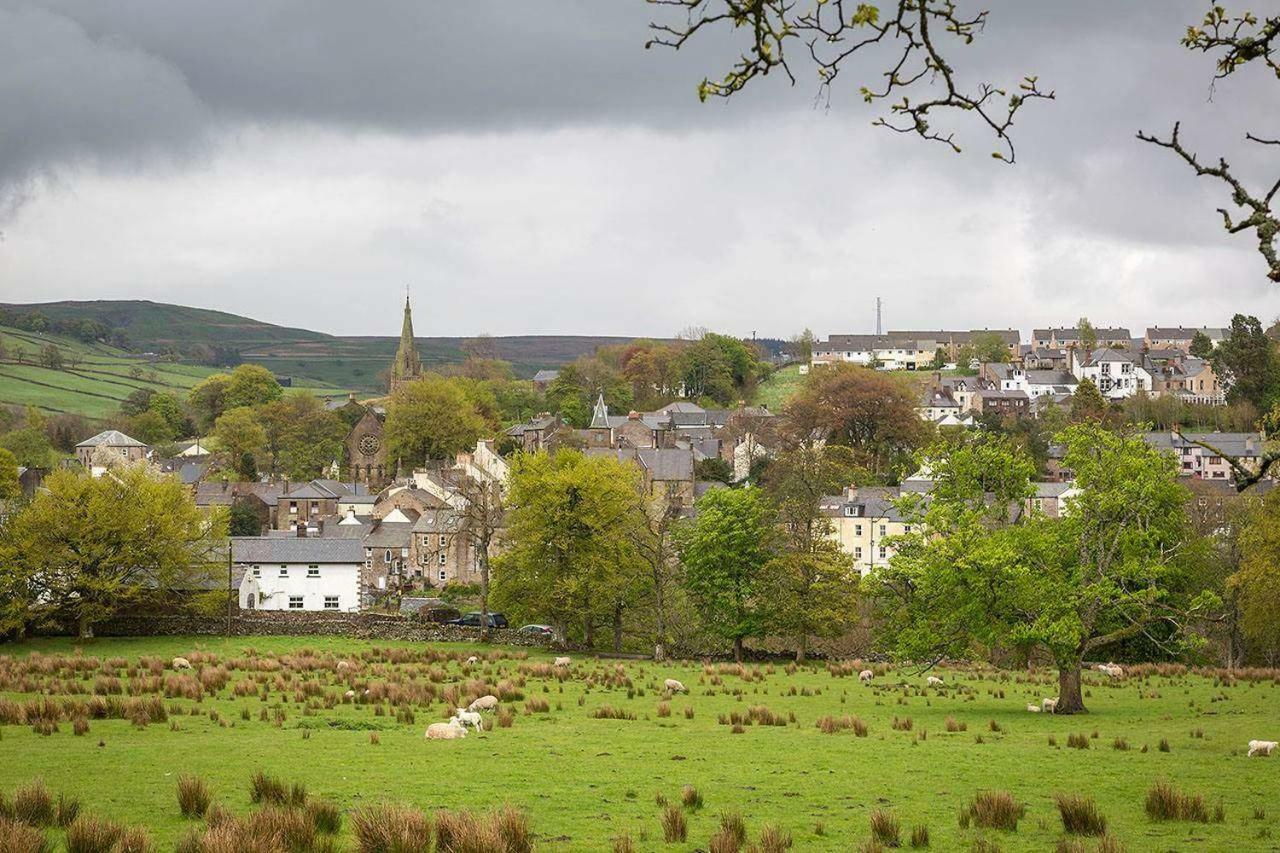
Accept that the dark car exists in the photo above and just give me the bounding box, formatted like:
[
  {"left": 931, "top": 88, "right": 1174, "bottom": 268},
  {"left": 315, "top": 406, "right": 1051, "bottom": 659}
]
[
  {"left": 445, "top": 611, "right": 508, "bottom": 629},
  {"left": 517, "top": 624, "right": 554, "bottom": 638}
]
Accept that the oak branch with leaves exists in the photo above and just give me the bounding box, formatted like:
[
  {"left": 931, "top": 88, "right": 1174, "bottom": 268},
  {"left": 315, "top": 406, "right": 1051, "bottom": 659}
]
[
  {"left": 1138, "top": 5, "right": 1280, "bottom": 283},
  {"left": 646, "top": 0, "right": 1053, "bottom": 162}
]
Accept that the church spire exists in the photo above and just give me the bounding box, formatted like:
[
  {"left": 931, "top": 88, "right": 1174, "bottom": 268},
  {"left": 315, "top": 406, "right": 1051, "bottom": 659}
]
[{"left": 389, "top": 291, "right": 422, "bottom": 394}]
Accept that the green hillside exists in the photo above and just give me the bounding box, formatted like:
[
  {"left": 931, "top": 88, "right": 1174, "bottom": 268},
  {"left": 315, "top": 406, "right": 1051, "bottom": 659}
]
[
  {"left": 2, "top": 301, "right": 656, "bottom": 391},
  {"left": 0, "top": 326, "right": 343, "bottom": 419}
]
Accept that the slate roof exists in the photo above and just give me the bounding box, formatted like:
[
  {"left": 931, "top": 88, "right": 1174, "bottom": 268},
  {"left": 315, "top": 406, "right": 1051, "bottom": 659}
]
[
  {"left": 363, "top": 520, "right": 417, "bottom": 548},
  {"left": 1143, "top": 431, "right": 1264, "bottom": 457},
  {"left": 532, "top": 370, "right": 560, "bottom": 383},
  {"left": 76, "top": 430, "right": 147, "bottom": 449},
  {"left": 637, "top": 448, "right": 695, "bottom": 481},
  {"left": 1146, "top": 326, "right": 1228, "bottom": 340},
  {"left": 231, "top": 537, "right": 365, "bottom": 563}
]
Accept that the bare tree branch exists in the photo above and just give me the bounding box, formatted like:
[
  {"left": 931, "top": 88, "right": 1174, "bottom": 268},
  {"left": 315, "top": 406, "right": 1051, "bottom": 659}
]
[{"left": 646, "top": 0, "right": 1054, "bottom": 163}]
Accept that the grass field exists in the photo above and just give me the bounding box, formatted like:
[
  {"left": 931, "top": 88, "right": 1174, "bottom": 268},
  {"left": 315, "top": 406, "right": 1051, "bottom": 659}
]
[
  {"left": 0, "top": 326, "right": 345, "bottom": 418},
  {"left": 1, "top": 636, "right": 1276, "bottom": 851},
  {"left": 755, "top": 364, "right": 806, "bottom": 412}
]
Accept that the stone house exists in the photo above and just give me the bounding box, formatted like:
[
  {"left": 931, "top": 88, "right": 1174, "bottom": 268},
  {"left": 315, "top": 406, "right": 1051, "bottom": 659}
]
[{"left": 75, "top": 430, "right": 149, "bottom": 474}]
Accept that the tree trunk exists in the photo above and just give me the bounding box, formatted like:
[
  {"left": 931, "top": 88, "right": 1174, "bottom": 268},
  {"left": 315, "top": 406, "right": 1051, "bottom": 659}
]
[
  {"left": 653, "top": 571, "right": 667, "bottom": 662},
  {"left": 795, "top": 635, "right": 807, "bottom": 664},
  {"left": 584, "top": 618, "right": 595, "bottom": 650},
  {"left": 78, "top": 615, "right": 94, "bottom": 640},
  {"left": 732, "top": 636, "right": 744, "bottom": 663},
  {"left": 612, "top": 604, "right": 623, "bottom": 654},
  {"left": 1055, "top": 663, "right": 1086, "bottom": 714}
]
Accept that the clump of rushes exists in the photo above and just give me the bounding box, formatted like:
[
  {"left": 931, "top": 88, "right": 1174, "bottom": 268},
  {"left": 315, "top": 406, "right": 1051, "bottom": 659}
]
[
  {"left": 1054, "top": 793, "right": 1106, "bottom": 836},
  {"left": 910, "top": 824, "right": 930, "bottom": 848},
  {"left": 662, "top": 804, "right": 687, "bottom": 843},
  {"left": 177, "top": 775, "right": 211, "bottom": 818},
  {"left": 960, "top": 790, "right": 1025, "bottom": 831},
  {"left": 681, "top": 785, "right": 703, "bottom": 811},
  {"left": 351, "top": 802, "right": 432, "bottom": 853},
  {"left": 1145, "top": 780, "right": 1208, "bottom": 823},
  {"left": 869, "top": 808, "right": 901, "bottom": 847}
]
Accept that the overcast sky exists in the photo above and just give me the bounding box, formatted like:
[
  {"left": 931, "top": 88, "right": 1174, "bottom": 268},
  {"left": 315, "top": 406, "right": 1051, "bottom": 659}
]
[{"left": 1, "top": 0, "right": 1278, "bottom": 340}]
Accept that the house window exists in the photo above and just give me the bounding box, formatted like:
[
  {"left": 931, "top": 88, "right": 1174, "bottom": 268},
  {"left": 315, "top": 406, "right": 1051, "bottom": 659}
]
[
  {"left": 252, "top": 566, "right": 261, "bottom": 578},
  {"left": 438, "top": 569, "right": 447, "bottom": 582},
  {"left": 854, "top": 524, "right": 863, "bottom": 536},
  {"left": 879, "top": 546, "right": 887, "bottom": 559},
  {"left": 854, "top": 547, "right": 863, "bottom": 560},
  {"left": 307, "top": 566, "right": 320, "bottom": 578},
  {"left": 439, "top": 552, "right": 447, "bottom": 565},
  {"left": 365, "top": 559, "right": 372, "bottom": 569},
  {"left": 878, "top": 524, "right": 887, "bottom": 537},
  {"left": 439, "top": 535, "right": 447, "bottom": 547},
  {"left": 288, "top": 596, "right": 304, "bottom": 609},
  {"left": 289, "top": 501, "right": 298, "bottom": 514},
  {"left": 279, "top": 566, "right": 288, "bottom": 577},
  {"left": 323, "top": 596, "right": 339, "bottom": 610},
  {"left": 384, "top": 549, "right": 392, "bottom": 563}
]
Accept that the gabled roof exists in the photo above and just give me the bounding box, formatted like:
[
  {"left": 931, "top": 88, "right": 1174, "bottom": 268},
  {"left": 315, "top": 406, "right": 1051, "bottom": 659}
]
[
  {"left": 1082, "top": 347, "right": 1140, "bottom": 365},
  {"left": 76, "top": 430, "right": 146, "bottom": 449},
  {"left": 1146, "top": 326, "right": 1228, "bottom": 340},
  {"left": 231, "top": 537, "right": 365, "bottom": 564},
  {"left": 637, "top": 448, "right": 694, "bottom": 481},
  {"left": 589, "top": 394, "right": 611, "bottom": 429}
]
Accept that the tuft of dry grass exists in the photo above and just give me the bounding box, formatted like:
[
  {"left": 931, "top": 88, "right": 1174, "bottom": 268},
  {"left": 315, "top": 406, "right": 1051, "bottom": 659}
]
[
  {"left": 909, "top": 824, "right": 930, "bottom": 848},
  {"left": 524, "top": 697, "right": 550, "bottom": 715},
  {"left": 869, "top": 808, "right": 901, "bottom": 847},
  {"left": 661, "top": 803, "right": 687, "bottom": 843},
  {"left": 1158, "top": 738, "right": 1171, "bottom": 753},
  {"left": 307, "top": 799, "right": 342, "bottom": 835},
  {"left": 1145, "top": 781, "right": 1208, "bottom": 823},
  {"left": 959, "top": 791, "right": 1025, "bottom": 831},
  {"left": 65, "top": 815, "right": 123, "bottom": 853},
  {"left": 680, "top": 785, "right": 703, "bottom": 811},
  {"left": 0, "top": 817, "right": 51, "bottom": 853},
  {"left": 350, "top": 802, "right": 432, "bottom": 853},
  {"left": 755, "top": 822, "right": 792, "bottom": 852},
  {"left": 11, "top": 781, "right": 54, "bottom": 827},
  {"left": 656, "top": 702, "right": 671, "bottom": 718},
  {"left": 1054, "top": 793, "right": 1107, "bottom": 836},
  {"left": 1066, "top": 733, "right": 1090, "bottom": 750},
  {"left": 176, "top": 775, "right": 210, "bottom": 819}
]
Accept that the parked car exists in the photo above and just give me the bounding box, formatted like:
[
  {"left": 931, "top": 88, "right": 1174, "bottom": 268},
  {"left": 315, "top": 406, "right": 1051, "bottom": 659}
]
[
  {"left": 517, "top": 624, "right": 554, "bottom": 638},
  {"left": 445, "top": 611, "right": 508, "bottom": 629}
]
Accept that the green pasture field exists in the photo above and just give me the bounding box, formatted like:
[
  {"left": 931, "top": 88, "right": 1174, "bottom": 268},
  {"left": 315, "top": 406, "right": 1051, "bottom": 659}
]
[
  {"left": 755, "top": 364, "right": 806, "bottom": 412},
  {"left": 0, "top": 636, "right": 1276, "bottom": 851}
]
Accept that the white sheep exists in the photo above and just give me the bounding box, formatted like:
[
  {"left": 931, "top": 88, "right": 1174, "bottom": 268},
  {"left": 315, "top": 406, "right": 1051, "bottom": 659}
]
[
  {"left": 1042, "top": 698, "right": 1058, "bottom": 714},
  {"left": 453, "top": 708, "right": 483, "bottom": 731},
  {"left": 859, "top": 669, "right": 874, "bottom": 683},
  {"left": 468, "top": 695, "right": 499, "bottom": 713},
  {"left": 171, "top": 657, "right": 192, "bottom": 670},
  {"left": 1247, "top": 739, "right": 1277, "bottom": 757},
  {"left": 664, "top": 678, "right": 687, "bottom": 694},
  {"left": 337, "top": 660, "right": 350, "bottom": 671},
  {"left": 344, "top": 690, "right": 355, "bottom": 699},
  {"left": 926, "top": 676, "right": 944, "bottom": 687},
  {"left": 466, "top": 655, "right": 479, "bottom": 665},
  {"left": 1100, "top": 663, "right": 1124, "bottom": 678},
  {"left": 1026, "top": 703, "right": 1041, "bottom": 713},
  {"left": 554, "top": 656, "right": 571, "bottom": 667},
  {"left": 425, "top": 719, "right": 467, "bottom": 740}
]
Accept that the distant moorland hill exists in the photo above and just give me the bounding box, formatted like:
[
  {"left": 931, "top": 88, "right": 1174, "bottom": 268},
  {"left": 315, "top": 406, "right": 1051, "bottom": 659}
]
[{"left": 0, "top": 300, "right": 663, "bottom": 391}]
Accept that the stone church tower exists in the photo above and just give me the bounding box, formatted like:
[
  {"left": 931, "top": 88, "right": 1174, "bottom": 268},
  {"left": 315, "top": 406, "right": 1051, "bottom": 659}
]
[{"left": 389, "top": 294, "right": 422, "bottom": 394}]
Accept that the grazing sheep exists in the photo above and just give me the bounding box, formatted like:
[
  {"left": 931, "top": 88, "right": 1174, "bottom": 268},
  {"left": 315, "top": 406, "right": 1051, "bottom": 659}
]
[
  {"left": 466, "top": 655, "right": 479, "bottom": 665},
  {"left": 453, "top": 708, "right": 483, "bottom": 731},
  {"left": 664, "top": 679, "right": 687, "bottom": 694},
  {"left": 1099, "top": 663, "right": 1124, "bottom": 678},
  {"left": 468, "top": 695, "right": 500, "bottom": 713},
  {"left": 1042, "top": 698, "right": 1058, "bottom": 714},
  {"left": 171, "top": 657, "right": 192, "bottom": 670},
  {"left": 926, "top": 676, "right": 944, "bottom": 687},
  {"left": 1026, "top": 703, "right": 1041, "bottom": 713},
  {"left": 859, "top": 669, "right": 874, "bottom": 683},
  {"left": 1248, "top": 740, "right": 1277, "bottom": 757},
  {"left": 425, "top": 719, "right": 467, "bottom": 740},
  {"left": 554, "top": 656, "right": 571, "bottom": 667},
  {"left": 337, "top": 660, "right": 350, "bottom": 671},
  {"left": 344, "top": 690, "right": 355, "bottom": 699}
]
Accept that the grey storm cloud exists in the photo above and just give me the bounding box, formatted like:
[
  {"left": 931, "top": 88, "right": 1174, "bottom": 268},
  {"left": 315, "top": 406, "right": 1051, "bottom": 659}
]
[{"left": 1, "top": 0, "right": 1278, "bottom": 335}]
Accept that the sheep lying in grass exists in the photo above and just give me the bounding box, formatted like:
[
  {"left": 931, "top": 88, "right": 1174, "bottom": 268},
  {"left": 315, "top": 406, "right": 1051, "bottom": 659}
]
[
  {"left": 172, "top": 657, "right": 192, "bottom": 670},
  {"left": 337, "top": 660, "right": 350, "bottom": 671},
  {"left": 859, "top": 670, "right": 874, "bottom": 683},
  {"left": 664, "top": 679, "right": 687, "bottom": 694},
  {"left": 468, "top": 695, "right": 499, "bottom": 713},
  {"left": 554, "top": 656, "right": 572, "bottom": 667},
  {"left": 1247, "top": 740, "right": 1277, "bottom": 757},
  {"left": 1026, "top": 703, "right": 1041, "bottom": 713},
  {"left": 1098, "top": 663, "right": 1124, "bottom": 678},
  {"left": 926, "top": 676, "right": 944, "bottom": 687},
  {"left": 425, "top": 719, "right": 467, "bottom": 740},
  {"left": 453, "top": 709, "right": 483, "bottom": 732},
  {"left": 1042, "top": 698, "right": 1058, "bottom": 714},
  {"left": 344, "top": 690, "right": 356, "bottom": 699}
]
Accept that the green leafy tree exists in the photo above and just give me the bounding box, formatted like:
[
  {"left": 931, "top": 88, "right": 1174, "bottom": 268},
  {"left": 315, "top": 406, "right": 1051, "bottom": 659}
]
[
  {"left": 1076, "top": 317, "right": 1098, "bottom": 352},
  {"left": 1189, "top": 330, "right": 1215, "bottom": 359},
  {"left": 228, "top": 498, "right": 264, "bottom": 536},
  {"left": 258, "top": 394, "right": 347, "bottom": 478},
  {"left": 694, "top": 457, "right": 734, "bottom": 484},
  {"left": 147, "top": 392, "right": 189, "bottom": 437},
  {"left": 1, "top": 466, "right": 225, "bottom": 637},
  {"left": 786, "top": 364, "right": 930, "bottom": 480},
  {"left": 972, "top": 332, "right": 1011, "bottom": 363},
  {"left": 126, "top": 410, "right": 176, "bottom": 445},
  {"left": 187, "top": 373, "right": 232, "bottom": 431},
  {"left": 1236, "top": 489, "right": 1280, "bottom": 661},
  {"left": 224, "top": 364, "right": 283, "bottom": 410},
  {"left": 384, "top": 376, "right": 490, "bottom": 468},
  {"left": 0, "top": 447, "right": 20, "bottom": 500},
  {"left": 676, "top": 486, "right": 777, "bottom": 661},
  {"left": 0, "top": 407, "right": 55, "bottom": 468},
  {"left": 1212, "top": 314, "right": 1280, "bottom": 411},
  {"left": 119, "top": 388, "right": 155, "bottom": 417},
  {"left": 213, "top": 407, "right": 267, "bottom": 478},
  {"left": 760, "top": 444, "right": 863, "bottom": 661},
  {"left": 1070, "top": 377, "right": 1109, "bottom": 422},
  {"left": 38, "top": 344, "right": 64, "bottom": 369},
  {"left": 492, "top": 450, "right": 647, "bottom": 646}
]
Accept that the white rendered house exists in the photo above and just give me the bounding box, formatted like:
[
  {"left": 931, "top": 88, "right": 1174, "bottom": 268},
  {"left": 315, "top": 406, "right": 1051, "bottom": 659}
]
[{"left": 233, "top": 537, "right": 363, "bottom": 612}]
